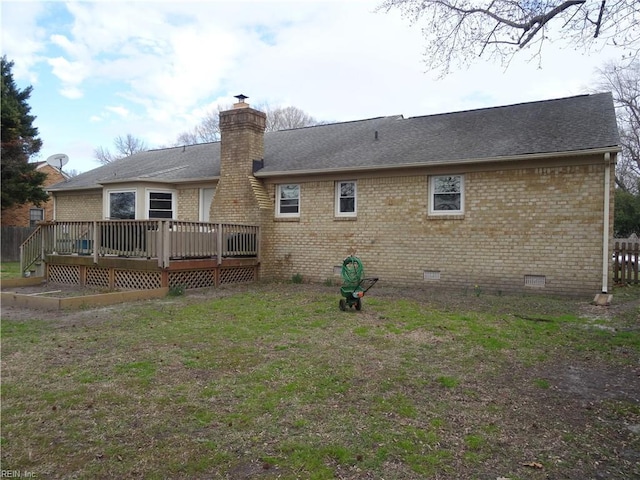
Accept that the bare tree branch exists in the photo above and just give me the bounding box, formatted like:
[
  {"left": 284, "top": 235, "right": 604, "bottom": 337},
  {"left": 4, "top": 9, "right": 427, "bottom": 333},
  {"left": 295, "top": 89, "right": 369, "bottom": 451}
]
[
  {"left": 94, "top": 134, "right": 148, "bottom": 165},
  {"left": 594, "top": 60, "right": 640, "bottom": 193},
  {"left": 379, "top": 0, "right": 639, "bottom": 75},
  {"left": 175, "top": 104, "right": 322, "bottom": 146},
  {"left": 594, "top": 0, "right": 606, "bottom": 37}
]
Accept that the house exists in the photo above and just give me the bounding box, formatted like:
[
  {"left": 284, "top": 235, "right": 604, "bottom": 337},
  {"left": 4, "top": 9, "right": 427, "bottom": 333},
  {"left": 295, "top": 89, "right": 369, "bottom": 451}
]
[
  {"left": 1, "top": 162, "right": 69, "bottom": 262},
  {"left": 42, "top": 93, "right": 620, "bottom": 296},
  {"left": 1, "top": 161, "right": 68, "bottom": 227}
]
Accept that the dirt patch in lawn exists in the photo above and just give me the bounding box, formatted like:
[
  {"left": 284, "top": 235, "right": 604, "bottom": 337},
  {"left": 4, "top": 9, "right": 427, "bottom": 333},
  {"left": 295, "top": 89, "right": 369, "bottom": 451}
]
[{"left": 1, "top": 282, "right": 638, "bottom": 479}]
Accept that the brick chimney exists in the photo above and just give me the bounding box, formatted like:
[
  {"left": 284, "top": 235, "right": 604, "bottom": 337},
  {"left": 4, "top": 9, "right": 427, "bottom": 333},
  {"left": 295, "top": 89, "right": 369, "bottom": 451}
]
[{"left": 210, "top": 95, "right": 268, "bottom": 224}]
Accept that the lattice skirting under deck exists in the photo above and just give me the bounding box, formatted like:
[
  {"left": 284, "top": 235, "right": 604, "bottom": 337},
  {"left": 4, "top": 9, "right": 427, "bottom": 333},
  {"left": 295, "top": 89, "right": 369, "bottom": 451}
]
[
  {"left": 115, "top": 270, "right": 162, "bottom": 290},
  {"left": 220, "top": 266, "right": 255, "bottom": 284},
  {"left": 169, "top": 269, "right": 216, "bottom": 289},
  {"left": 86, "top": 267, "right": 110, "bottom": 288},
  {"left": 47, "top": 263, "right": 257, "bottom": 290},
  {"left": 48, "top": 264, "right": 80, "bottom": 285}
]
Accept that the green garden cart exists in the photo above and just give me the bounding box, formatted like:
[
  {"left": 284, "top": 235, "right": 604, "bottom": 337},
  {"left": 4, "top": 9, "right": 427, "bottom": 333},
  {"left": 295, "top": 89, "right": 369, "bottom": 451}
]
[{"left": 339, "top": 256, "right": 378, "bottom": 311}]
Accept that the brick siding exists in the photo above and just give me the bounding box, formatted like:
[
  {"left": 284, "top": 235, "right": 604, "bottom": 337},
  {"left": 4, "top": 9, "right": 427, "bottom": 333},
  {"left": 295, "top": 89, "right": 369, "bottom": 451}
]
[
  {"left": 55, "top": 191, "right": 103, "bottom": 221},
  {"left": 177, "top": 188, "right": 200, "bottom": 221},
  {"left": 259, "top": 157, "right": 614, "bottom": 295}
]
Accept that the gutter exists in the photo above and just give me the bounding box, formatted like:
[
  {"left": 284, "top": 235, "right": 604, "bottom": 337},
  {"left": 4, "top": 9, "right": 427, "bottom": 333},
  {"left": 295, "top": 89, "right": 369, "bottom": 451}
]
[
  {"left": 254, "top": 146, "right": 621, "bottom": 178},
  {"left": 47, "top": 176, "right": 221, "bottom": 192},
  {"left": 601, "top": 152, "right": 612, "bottom": 294}
]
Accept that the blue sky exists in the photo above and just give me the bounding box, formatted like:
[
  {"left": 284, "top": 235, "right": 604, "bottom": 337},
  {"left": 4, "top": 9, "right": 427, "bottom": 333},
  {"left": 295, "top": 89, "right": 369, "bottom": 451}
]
[{"left": 1, "top": 0, "right": 628, "bottom": 174}]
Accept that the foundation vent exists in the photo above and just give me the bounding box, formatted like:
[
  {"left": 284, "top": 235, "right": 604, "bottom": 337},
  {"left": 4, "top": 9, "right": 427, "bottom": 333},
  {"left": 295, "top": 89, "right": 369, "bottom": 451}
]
[
  {"left": 524, "top": 275, "right": 546, "bottom": 287},
  {"left": 423, "top": 270, "right": 441, "bottom": 281}
]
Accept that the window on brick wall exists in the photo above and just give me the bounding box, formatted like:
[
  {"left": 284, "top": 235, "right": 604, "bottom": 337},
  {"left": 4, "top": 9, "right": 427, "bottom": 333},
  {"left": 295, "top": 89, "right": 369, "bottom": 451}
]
[
  {"left": 429, "top": 175, "right": 464, "bottom": 215},
  {"left": 108, "top": 190, "right": 136, "bottom": 219},
  {"left": 147, "top": 190, "right": 175, "bottom": 219},
  {"left": 276, "top": 184, "right": 300, "bottom": 217},
  {"left": 29, "top": 208, "right": 44, "bottom": 227},
  {"left": 335, "top": 180, "right": 357, "bottom": 217}
]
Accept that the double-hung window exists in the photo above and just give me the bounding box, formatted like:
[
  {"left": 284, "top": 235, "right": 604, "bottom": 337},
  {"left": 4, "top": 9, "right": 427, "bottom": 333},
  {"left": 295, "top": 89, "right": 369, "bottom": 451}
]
[
  {"left": 429, "top": 175, "right": 464, "bottom": 215},
  {"left": 29, "top": 208, "right": 44, "bottom": 227},
  {"left": 276, "top": 184, "right": 300, "bottom": 217},
  {"left": 336, "top": 181, "right": 357, "bottom": 217},
  {"left": 148, "top": 190, "right": 174, "bottom": 219}
]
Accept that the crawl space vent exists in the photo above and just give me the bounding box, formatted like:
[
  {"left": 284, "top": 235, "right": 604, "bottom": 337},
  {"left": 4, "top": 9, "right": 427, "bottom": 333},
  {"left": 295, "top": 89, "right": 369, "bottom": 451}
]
[
  {"left": 423, "top": 270, "right": 441, "bottom": 281},
  {"left": 334, "top": 266, "right": 342, "bottom": 276},
  {"left": 524, "top": 275, "right": 546, "bottom": 287}
]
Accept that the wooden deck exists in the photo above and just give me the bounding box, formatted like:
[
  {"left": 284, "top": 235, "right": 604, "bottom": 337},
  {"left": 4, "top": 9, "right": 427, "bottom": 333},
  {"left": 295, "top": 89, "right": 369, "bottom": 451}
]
[{"left": 22, "top": 220, "right": 260, "bottom": 290}]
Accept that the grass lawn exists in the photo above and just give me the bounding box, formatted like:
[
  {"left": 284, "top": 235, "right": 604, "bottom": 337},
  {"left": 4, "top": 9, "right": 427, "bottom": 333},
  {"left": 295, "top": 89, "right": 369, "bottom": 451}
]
[
  {"left": 1, "top": 283, "right": 639, "bottom": 479},
  {"left": 0, "top": 262, "right": 22, "bottom": 279}
]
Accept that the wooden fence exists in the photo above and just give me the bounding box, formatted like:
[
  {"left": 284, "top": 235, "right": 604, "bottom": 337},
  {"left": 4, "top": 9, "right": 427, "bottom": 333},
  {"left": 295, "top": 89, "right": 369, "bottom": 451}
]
[
  {"left": 1, "top": 226, "right": 36, "bottom": 262},
  {"left": 613, "top": 241, "right": 639, "bottom": 285}
]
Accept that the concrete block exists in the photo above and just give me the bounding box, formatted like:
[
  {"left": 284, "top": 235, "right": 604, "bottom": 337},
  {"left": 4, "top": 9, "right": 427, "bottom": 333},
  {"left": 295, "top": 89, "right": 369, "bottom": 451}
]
[{"left": 593, "top": 293, "right": 613, "bottom": 306}]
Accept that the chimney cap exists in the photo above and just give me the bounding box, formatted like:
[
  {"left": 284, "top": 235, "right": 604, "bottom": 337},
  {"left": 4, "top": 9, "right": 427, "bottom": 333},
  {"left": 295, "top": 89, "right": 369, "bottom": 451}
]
[{"left": 234, "top": 94, "right": 248, "bottom": 103}]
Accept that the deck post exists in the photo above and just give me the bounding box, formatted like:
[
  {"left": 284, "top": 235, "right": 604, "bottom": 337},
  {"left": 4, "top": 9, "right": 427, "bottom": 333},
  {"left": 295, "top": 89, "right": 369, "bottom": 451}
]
[
  {"left": 217, "top": 223, "right": 223, "bottom": 265},
  {"left": 161, "top": 221, "right": 170, "bottom": 268},
  {"left": 41, "top": 226, "right": 46, "bottom": 264},
  {"left": 157, "top": 221, "right": 163, "bottom": 268},
  {"left": 257, "top": 227, "right": 261, "bottom": 263},
  {"left": 93, "top": 221, "right": 99, "bottom": 264}
]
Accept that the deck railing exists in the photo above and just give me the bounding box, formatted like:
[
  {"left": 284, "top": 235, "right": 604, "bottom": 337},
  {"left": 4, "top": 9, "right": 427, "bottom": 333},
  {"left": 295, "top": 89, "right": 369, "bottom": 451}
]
[
  {"left": 21, "top": 220, "right": 259, "bottom": 272},
  {"left": 19, "top": 226, "right": 45, "bottom": 275}
]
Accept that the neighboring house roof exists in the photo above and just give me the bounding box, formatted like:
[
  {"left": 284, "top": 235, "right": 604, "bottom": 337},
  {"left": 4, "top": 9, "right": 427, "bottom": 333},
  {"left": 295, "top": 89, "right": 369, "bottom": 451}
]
[
  {"left": 49, "top": 93, "right": 620, "bottom": 191},
  {"left": 35, "top": 161, "right": 73, "bottom": 182}
]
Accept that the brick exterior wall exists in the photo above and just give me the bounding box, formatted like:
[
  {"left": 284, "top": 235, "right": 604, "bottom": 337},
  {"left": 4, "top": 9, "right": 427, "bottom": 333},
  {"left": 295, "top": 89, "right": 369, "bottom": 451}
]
[
  {"left": 1, "top": 164, "right": 66, "bottom": 227},
  {"left": 258, "top": 157, "right": 614, "bottom": 296},
  {"left": 177, "top": 188, "right": 200, "bottom": 221},
  {"left": 54, "top": 191, "right": 103, "bottom": 221}
]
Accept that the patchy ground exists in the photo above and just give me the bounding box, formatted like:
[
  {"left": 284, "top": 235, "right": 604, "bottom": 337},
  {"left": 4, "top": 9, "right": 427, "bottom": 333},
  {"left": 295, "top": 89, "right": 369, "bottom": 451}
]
[{"left": 1, "top": 282, "right": 639, "bottom": 479}]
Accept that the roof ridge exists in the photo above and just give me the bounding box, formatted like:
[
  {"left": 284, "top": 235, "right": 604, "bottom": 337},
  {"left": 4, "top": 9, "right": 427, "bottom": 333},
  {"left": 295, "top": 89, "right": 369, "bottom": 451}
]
[
  {"left": 406, "top": 93, "right": 607, "bottom": 121},
  {"left": 267, "top": 114, "right": 404, "bottom": 134},
  {"left": 146, "top": 141, "right": 220, "bottom": 153}
]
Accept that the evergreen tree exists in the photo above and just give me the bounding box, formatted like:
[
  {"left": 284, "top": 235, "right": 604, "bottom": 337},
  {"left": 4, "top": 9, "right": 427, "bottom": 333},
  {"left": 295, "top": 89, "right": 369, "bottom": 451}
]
[
  {"left": 1, "top": 56, "right": 48, "bottom": 210},
  {"left": 614, "top": 188, "right": 640, "bottom": 237}
]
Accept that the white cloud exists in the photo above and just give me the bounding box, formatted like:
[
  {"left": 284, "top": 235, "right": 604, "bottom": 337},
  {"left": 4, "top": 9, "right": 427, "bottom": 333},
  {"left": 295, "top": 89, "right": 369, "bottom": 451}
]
[
  {"left": 47, "top": 56, "right": 91, "bottom": 98},
  {"left": 105, "top": 106, "right": 131, "bottom": 118},
  {"left": 0, "top": 1, "right": 47, "bottom": 83}
]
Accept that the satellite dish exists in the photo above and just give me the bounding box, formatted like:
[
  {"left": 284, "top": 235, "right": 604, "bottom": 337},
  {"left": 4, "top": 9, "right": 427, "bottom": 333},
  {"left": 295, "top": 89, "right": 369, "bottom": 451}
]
[{"left": 46, "top": 153, "right": 69, "bottom": 169}]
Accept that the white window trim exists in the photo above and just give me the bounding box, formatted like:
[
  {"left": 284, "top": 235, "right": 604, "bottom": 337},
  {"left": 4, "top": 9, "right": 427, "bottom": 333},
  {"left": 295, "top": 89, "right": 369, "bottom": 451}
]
[
  {"left": 335, "top": 180, "right": 357, "bottom": 217},
  {"left": 276, "top": 184, "right": 301, "bottom": 218},
  {"left": 429, "top": 174, "right": 465, "bottom": 216},
  {"left": 145, "top": 188, "right": 176, "bottom": 220},
  {"left": 105, "top": 188, "right": 137, "bottom": 220},
  {"left": 199, "top": 187, "right": 215, "bottom": 222}
]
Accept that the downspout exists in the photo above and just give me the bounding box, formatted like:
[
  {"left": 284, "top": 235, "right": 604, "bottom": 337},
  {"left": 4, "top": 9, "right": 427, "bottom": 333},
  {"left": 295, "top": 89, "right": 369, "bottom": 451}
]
[{"left": 601, "top": 152, "right": 611, "bottom": 293}]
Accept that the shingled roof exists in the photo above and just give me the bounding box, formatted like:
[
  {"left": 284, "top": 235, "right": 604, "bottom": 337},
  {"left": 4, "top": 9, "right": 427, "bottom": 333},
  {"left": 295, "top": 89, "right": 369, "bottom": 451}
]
[{"left": 49, "top": 92, "right": 619, "bottom": 191}]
